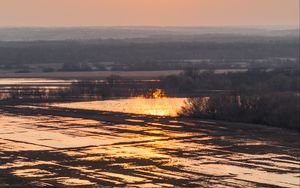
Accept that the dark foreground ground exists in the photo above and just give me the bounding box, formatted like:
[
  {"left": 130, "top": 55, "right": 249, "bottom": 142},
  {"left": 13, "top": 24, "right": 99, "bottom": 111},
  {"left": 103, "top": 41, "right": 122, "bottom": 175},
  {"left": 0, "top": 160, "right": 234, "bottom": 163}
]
[{"left": 0, "top": 105, "right": 299, "bottom": 187}]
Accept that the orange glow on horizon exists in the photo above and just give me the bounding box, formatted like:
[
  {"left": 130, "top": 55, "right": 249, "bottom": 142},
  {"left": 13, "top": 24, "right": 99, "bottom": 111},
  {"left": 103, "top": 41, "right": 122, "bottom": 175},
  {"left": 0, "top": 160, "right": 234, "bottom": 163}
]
[{"left": 0, "top": 0, "right": 299, "bottom": 27}]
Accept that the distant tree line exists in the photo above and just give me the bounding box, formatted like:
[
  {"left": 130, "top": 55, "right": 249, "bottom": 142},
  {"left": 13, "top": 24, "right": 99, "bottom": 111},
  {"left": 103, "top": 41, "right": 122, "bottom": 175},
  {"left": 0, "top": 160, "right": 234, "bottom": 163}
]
[
  {"left": 160, "top": 69, "right": 300, "bottom": 95},
  {"left": 2, "top": 69, "right": 299, "bottom": 102},
  {"left": 0, "top": 40, "right": 298, "bottom": 66}
]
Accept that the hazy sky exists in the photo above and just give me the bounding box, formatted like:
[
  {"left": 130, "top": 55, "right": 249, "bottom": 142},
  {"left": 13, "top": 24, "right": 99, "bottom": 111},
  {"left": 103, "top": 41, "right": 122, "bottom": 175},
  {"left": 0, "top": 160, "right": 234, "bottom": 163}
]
[{"left": 0, "top": 0, "right": 299, "bottom": 27}]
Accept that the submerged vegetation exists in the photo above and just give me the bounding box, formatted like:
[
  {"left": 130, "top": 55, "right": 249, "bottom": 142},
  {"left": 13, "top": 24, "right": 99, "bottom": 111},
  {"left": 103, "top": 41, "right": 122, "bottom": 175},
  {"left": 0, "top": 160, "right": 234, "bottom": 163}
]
[
  {"left": 175, "top": 69, "right": 300, "bottom": 130},
  {"left": 1, "top": 69, "right": 299, "bottom": 131},
  {"left": 160, "top": 68, "right": 300, "bottom": 94},
  {"left": 0, "top": 76, "right": 161, "bottom": 102},
  {"left": 180, "top": 94, "right": 300, "bottom": 131}
]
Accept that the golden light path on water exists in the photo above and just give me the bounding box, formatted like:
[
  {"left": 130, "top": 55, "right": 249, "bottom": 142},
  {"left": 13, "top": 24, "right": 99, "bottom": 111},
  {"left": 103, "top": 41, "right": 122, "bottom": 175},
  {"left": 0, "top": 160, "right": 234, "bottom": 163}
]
[
  {"left": 53, "top": 98, "right": 187, "bottom": 117},
  {"left": 0, "top": 111, "right": 299, "bottom": 187}
]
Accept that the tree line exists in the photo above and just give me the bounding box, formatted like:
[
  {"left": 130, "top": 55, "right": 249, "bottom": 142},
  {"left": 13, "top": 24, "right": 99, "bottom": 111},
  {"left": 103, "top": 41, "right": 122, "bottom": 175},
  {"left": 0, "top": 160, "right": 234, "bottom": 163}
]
[
  {"left": 160, "top": 69, "right": 300, "bottom": 95},
  {"left": 180, "top": 94, "right": 299, "bottom": 131},
  {"left": 0, "top": 40, "right": 298, "bottom": 66}
]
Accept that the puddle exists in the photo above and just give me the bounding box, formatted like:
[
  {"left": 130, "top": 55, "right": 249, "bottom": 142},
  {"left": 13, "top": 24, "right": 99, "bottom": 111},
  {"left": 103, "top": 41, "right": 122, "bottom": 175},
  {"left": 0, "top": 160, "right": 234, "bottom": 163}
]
[{"left": 56, "top": 178, "right": 95, "bottom": 186}]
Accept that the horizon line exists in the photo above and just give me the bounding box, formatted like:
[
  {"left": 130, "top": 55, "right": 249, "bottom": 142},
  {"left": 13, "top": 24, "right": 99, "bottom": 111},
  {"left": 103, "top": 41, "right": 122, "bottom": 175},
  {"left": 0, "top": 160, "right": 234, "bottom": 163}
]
[{"left": 0, "top": 25, "right": 299, "bottom": 29}]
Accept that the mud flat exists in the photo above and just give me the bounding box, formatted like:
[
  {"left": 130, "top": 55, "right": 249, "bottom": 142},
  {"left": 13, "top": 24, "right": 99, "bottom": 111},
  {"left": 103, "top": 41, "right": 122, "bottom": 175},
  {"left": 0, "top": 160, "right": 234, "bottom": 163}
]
[{"left": 0, "top": 104, "right": 299, "bottom": 187}]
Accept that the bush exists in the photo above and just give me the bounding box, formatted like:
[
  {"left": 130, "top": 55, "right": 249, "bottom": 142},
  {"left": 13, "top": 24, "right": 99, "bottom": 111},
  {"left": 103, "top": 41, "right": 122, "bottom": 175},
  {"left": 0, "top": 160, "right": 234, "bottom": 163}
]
[{"left": 180, "top": 93, "right": 300, "bottom": 131}]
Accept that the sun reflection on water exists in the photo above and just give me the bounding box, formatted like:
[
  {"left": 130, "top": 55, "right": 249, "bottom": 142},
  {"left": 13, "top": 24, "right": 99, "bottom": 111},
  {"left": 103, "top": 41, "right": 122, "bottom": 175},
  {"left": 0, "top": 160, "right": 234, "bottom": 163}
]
[
  {"left": 0, "top": 110, "right": 299, "bottom": 187},
  {"left": 52, "top": 97, "right": 187, "bottom": 117}
]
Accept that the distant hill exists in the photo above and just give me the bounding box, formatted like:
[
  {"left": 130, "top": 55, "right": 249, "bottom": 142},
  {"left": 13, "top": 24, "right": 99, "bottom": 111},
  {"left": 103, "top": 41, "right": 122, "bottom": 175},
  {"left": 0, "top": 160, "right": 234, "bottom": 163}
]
[{"left": 0, "top": 26, "right": 298, "bottom": 41}]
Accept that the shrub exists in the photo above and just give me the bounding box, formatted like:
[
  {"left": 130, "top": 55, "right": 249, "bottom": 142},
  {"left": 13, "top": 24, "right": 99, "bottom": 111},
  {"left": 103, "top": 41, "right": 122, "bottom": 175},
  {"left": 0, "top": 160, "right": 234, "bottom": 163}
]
[{"left": 180, "top": 93, "right": 300, "bottom": 131}]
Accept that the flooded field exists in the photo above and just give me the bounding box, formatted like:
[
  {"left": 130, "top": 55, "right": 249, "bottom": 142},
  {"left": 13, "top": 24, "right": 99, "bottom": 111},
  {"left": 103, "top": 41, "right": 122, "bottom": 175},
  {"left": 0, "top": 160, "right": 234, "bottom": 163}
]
[
  {"left": 0, "top": 103, "right": 299, "bottom": 187},
  {"left": 0, "top": 78, "right": 73, "bottom": 85},
  {"left": 0, "top": 78, "right": 73, "bottom": 99}
]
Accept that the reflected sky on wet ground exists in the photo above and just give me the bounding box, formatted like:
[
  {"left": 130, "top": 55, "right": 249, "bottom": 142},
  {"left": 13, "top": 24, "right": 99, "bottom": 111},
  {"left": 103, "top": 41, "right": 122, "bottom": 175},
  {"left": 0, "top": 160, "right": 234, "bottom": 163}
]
[{"left": 0, "top": 105, "right": 299, "bottom": 187}]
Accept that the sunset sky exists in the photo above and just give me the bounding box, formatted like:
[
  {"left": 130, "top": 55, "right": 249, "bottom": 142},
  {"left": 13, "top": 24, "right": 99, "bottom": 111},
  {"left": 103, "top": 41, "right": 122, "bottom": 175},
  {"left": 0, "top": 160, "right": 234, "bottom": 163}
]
[{"left": 0, "top": 0, "right": 299, "bottom": 27}]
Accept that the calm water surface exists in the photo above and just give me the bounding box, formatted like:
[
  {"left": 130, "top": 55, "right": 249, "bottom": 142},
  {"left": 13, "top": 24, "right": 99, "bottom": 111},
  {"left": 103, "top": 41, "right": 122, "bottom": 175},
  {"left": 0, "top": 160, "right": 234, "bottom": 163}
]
[
  {"left": 53, "top": 98, "right": 187, "bottom": 117},
  {"left": 0, "top": 78, "right": 73, "bottom": 85},
  {"left": 0, "top": 100, "right": 299, "bottom": 187}
]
